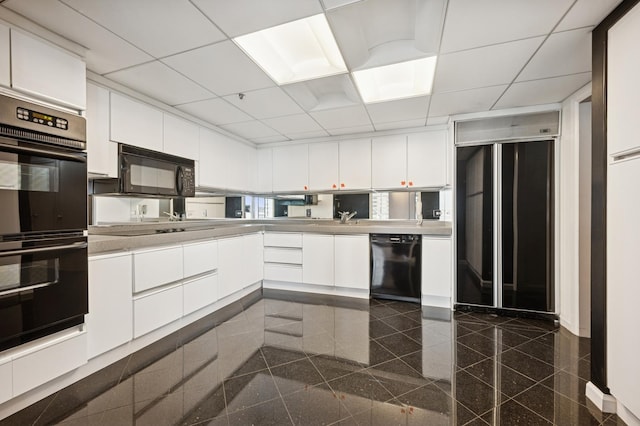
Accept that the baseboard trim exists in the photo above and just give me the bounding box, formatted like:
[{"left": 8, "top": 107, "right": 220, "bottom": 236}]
[{"left": 586, "top": 381, "right": 617, "bottom": 413}]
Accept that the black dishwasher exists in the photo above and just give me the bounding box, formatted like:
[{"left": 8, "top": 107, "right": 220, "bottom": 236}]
[{"left": 370, "top": 234, "right": 422, "bottom": 303}]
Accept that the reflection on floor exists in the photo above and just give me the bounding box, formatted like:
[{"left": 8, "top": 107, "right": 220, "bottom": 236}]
[{"left": 2, "top": 290, "right": 621, "bottom": 426}]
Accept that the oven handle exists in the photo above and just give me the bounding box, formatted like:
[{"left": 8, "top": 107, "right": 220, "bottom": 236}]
[
  {"left": 0, "top": 141, "right": 87, "bottom": 163},
  {"left": 0, "top": 241, "right": 88, "bottom": 257},
  {"left": 0, "top": 280, "right": 59, "bottom": 297}
]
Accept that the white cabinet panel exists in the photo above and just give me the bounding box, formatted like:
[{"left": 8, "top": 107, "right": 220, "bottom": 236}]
[
  {"left": 227, "top": 142, "right": 252, "bottom": 191},
  {"left": 371, "top": 135, "right": 407, "bottom": 189},
  {"left": 163, "top": 114, "right": 199, "bottom": 160},
  {"left": 133, "top": 246, "right": 183, "bottom": 293},
  {"left": 264, "top": 264, "right": 303, "bottom": 282},
  {"left": 86, "top": 83, "right": 118, "bottom": 177},
  {"left": 309, "top": 142, "right": 339, "bottom": 191},
  {"left": 408, "top": 130, "right": 447, "bottom": 188},
  {"left": 272, "top": 144, "right": 309, "bottom": 192},
  {"left": 257, "top": 148, "right": 273, "bottom": 193},
  {"left": 243, "top": 233, "right": 264, "bottom": 285},
  {"left": 13, "top": 331, "right": 87, "bottom": 396},
  {"left": 339, "top": 139, "right": 371, "bottom": 190},
  {"left": 110, "top": 93, "right": 163, "bottom": 151},
  {"left": 183, "top": 274, "right": 218, "bottom": 315},
  {"left": 334, "top": 235, "right": 370, "bottom": 290},
  {"left": 199, "top": 127, "right": 229, "bottom": 188},
  {"left": 264, "top": 232, "right": 303, "bottom": 248},
  {"left": 0, "top": 358, "right": 11, "bottom": 404},
  {"left": 303, "top": 234, "right": 334, "bottom": 286},
  {"left": 87, "top": 253, "right": 133, "bottom": 359},
  {"left": 0, "top": 23, "right": 10, "bottom": 88},
  {"left": 133, "top": 285, "right": 183, "bottom": 338},
  {"left": 421, "top": 237, "right": 452, "bottom": 308},
  {"left": 183, "top": 240, "right": 218, "bottom": 277},
  {"left": 218, "top": 237, "right": 244, "bottom": 299},
  {"left": 264, "top": 247, "right": 303, "bottom": 264},
  {"left": 10, "top": 30, "right": 86, "bottom": 109}
]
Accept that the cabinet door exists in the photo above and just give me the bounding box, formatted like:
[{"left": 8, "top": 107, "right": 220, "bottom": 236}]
[
  {"left": 183, "top": 240, "right": 218, "bottom": 277},
  {"left": 303, "top": 234, "right": 334, "bottom": 286},
  {"left": 87, "top": 253, "right": 133, "bottom": 358},
  {"left": 133, "top": 285, "right": 183, "bottom": 338},
  {"left": 87, "top": 83, "right": 118, "bottom": 177},
  {"left": 407, "top": 130, "right": 447, "bottom": 188},
  {"left": 334, "top": 235, "right": 370, "bottom": 290},
  {"left": 183, "top": 273, "right": 218, "bottom": 315},
  {"left": 421, "top": 237, "right": 452, "bottom": 308},
  {"left": 227, "top": 142, "right": 253, "bottom": 191},
  {"left": 371, "top": 135, "right": 407, "bottom": 189},
  {"left": 243, "top": 233, "right": 264, "bottom": 286},
  {"left": 309, "top": 143, "right": 339, "bottom": 191},
  {"left": 257, "top": 148, "right": 273, "bottom": 193},
  {"left": 0, "top": 23, "right": 10, "bottom": 88},
  {"left": 199, "top": 127, "right": 229, "bottom": 188},
  {"left": 272, "top": 144, "right": 309, "bottom": 192},
  {"left": 218, "top": 237, "right": 244, "bottom": 299},
  {"left": 163, "top": 114, "right": 199, "bottom": 160},
  {"left": 10, "top": 30, "right": 86, "bottom": 109},
  {"left": 133, "top": 246, "right": 183, "bottom": 293},
  {"left": 110, "top": 93, "right": 163, "bottom": 151},
  {"left": 339, "top": 139, "right": 371, "bottom": 190},
  {"left": 0, "top": 358, "right": 11, "bottom": 404}
]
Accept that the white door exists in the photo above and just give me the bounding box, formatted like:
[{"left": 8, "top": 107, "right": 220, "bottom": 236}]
[
  {"left": 334, "top": 235, "right": 370, "bottom": 290},
  {"left": 371, "top": 135, "right": 407, "bottom": 189},
  {"left": 339, "top": 139, "right": 371, "bottom": 190},
  {"left": 309, "top": 143, "right": 339, "bottom": 191},
  {"left": 302, "top": 234, "right": 335, "bottom": 286},
  {"left": 407, "top": 130, "right": 447, "bottom": 188},
  {"left": 272, "top": 144, "right": 309, "bottom": 192}
]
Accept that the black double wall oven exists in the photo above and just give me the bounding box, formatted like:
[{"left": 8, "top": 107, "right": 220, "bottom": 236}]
[{"left": 0, "top": 93, "right": 88, "bottom": 352}]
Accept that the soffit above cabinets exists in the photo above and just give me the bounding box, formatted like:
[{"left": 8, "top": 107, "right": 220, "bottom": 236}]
[{"left": 1, "top": 0, "right": 622, "bottom": 144}]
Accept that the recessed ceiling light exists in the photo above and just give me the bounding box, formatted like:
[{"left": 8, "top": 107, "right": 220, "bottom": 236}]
[
  {"left": 352, "top": 56, "right": 438, "bottom": 103},
  {"left": 233, "top": 14, "right": 347, "bottom": 85}
]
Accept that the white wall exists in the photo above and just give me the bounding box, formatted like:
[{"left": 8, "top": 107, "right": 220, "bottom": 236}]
[
  {"left": 288, "top": 194, "right": 334, "bottom": 218},
  {"left": 578, "top": 101, "right": 591, "bottom": 337}
]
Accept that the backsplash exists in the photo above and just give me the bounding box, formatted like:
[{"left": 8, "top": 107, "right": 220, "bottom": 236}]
[{"left": 92, "top": 196, "right": 163, "bottom": 224}]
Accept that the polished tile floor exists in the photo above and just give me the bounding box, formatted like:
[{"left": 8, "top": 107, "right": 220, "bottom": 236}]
[{"left": 2, "top": 291, "right": 622, "bottom": 425}]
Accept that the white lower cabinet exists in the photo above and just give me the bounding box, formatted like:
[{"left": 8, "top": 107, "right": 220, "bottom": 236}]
[
  {"left": 133, "top": 246, "right": 183, "bottom": 293},
  {"left": 334, "top": 235, "right": 370, "bottom": 290},
  {"left": 183, "top": 240, "right": 218, "bottom": 277},
  {"left": 183, "top": 274, "right": 218, "bottom": 315},
  {"left": 243, "top": 233, "right": 264, "bottom": 285},
  {"left": 264, "top": 264, "right": 303, "bottom": 282},
  {"left": 421, "top": 237, "right": 452, "bottom": 308},
  {"left": 302, "top": 234, "right": 334, "bottom": 286},
  {"left": 12, "top": 330, "right": 87, "bottom": 397},
  {"left": 218, "top": 236, "right": 244, "bottom": 299},
  {"left": 133, "top": 285, "right": 183, "bottom": 338},
  {"left": 0, "top": 358, "right": 11, "bottom": 404},
  {"left": 87, "top": 252, "right": 133, "bottom": 359}
]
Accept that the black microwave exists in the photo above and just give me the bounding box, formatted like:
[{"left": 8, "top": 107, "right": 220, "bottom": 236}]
[{"left": 90, "top": 144, "right": 195, "bottom": 197}]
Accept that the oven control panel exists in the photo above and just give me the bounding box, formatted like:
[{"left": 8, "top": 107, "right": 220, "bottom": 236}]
[{"left": 16, "top": 107, "right": 68, "bottom": 130}]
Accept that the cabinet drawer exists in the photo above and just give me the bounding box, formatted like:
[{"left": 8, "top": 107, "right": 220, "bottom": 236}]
[
  {"left": 134, "top": 285, "right": 183, "bottom": 338},
  {"left": 0, "top": 358, "right": 11, "bottom": 404},
  {"left": 264, "top": 232, "right": 302, "bottom": 248},
  {"left": 264, "top": 247, "right": 302, "bottom": 264},
  {"left": 183, "top": 241, "right": 218, "bottom": 277},
  {"left": 183, "top": 273, "right": 218, "bottom": 315},
  {"left": 133, "top": 246, "right": 183, "bottom": 293},
  {"left": 264, "top": 264, "right": 302, "bottom": 282},
  {"left": 12, "top": 330, "right": 87, "bottom": 397}
]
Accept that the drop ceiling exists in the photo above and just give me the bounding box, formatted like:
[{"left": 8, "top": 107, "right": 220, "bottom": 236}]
[{"left": 1, "top": 0, "right": 622, "bottom": 144}]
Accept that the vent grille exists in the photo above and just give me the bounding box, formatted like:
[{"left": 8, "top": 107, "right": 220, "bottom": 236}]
[
  {"left": 0, "top": 124, "right": 85, "bottom": 150},
  {"left": 455, "top": 111, "right": 560, "bottom": 145}
]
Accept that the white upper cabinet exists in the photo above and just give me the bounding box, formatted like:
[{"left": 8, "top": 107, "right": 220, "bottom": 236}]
[
  {"left": 272, "top": 144, "right": 309, "bottom": 192},
  {"left": 0, "top": 23, "right": 9, "bottom": 88},
  {"left": 199, "top": 127, "right": 229, "bottom": 189},
  {"left": 163, "top": 114, "right": 199, "bottom": 160},
  {"left": 10, "top": 30, "right": 86, "bottom": 110},
  {"left": 407, "top": 130, "right": 448, "bottom": 188},
  {"left": 86, "top": 83, "right": 118, "bottom": 177},
  {"left": 110, "top": 92, "right": 163, "bottom": 151},
  {"left": 227, "top": 142, "right": 254, "bottom": 192},
  {"left": 309, "top": 142, "right": 339, "bottom": 191},
  {"left": 339, "top": 138, "right": 371, "bottom": 190},
  {"left": 371, "top": 135, "right": 407, "bottom": 189},
  {"left": 257, "top": 148, "right": 273, "bottom": 193}
]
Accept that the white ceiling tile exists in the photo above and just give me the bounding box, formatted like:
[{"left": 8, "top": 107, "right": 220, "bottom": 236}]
[
  {"left": 251, "top": 135, "right": 290, "bottom": 144},
  {"left": 176, "top": 98, "right": 253, "bottom": 125},
  {"left": 517, "top": 28, "right": 592, "bottom": 82},
  {"left": 262, "top": 114, "right": 323, "bottom": 135},
  {"left": 223, "top": 87, "right": 303, "bottom": 119},
  {"left": 440, "top": 0, "right": 574, "bottom": 53},
  {"left": 192, "top": 0, "right": 322, "bottom": 37},
  {"left": 220, "top": 121, "right": 281, "bottom": 139},
  {"left": 327, "top": 124, "right": 375, "bottom": 135},
  {"left": 426, "top": 116, "right": 450, "bottom": 126},
  {"left": 321, "top": 0, "right": 364, "bottom": 10},
  {"left": 3, "top": 0, "right": 152, "bottom": 74},
  {"left": 494, "top": 73, "right": 592, "bottom": 109},
  {"left": 374, "top": 119, "right": 427, "bottom": 131},
  {"left": 283, "top": 75, "right": 361, "bottom": 112},
  {"left": 556, "top": 0, "right": 623, "bottom": 31},
  {"left": 366, "top": 96, "right": 429, "bottom": 124},
  {"left": 60, "top": 0, "right": 225, "bottom": 57},
  {"left": 105, "top": 61, "right": 214, "bottom": 106},
  {"left": 162, "top": 41, "right": 275, "bottom": 96},
  {"left": 429, "top": 86, "right": 508, "bottom": 117},
  {"left": 434, "top": 37, "right": 544, "bottom": 93},
  {"left": 309, "top": 105, "right": 371, "bottom": 129},
  {"left": 286, "top": 130, "right": 331, "bottom": 140}
]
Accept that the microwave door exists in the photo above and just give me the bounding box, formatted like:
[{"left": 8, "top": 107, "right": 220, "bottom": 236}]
[{"left": 125, "top": 156, "right": 177, "bottom": 196}]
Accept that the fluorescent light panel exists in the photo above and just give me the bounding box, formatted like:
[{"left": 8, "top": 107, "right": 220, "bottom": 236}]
[
  {"left": 352, "top": 56, "right": 438, "bottom": 103},
  {"left": 234, "top": 14, "right": 347, "bottom": 85}
]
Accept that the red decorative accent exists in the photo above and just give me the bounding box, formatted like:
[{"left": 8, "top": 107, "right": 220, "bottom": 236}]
[
  {"left": 332, "top": 184, "right": 337, "bottom": 189},
  {"left": 401, "top": 180, "right": 406, "bottom": 186},
  {"left": 408, "top": 181, "right": 413, "bottom": 186},
  {"left": 304, "top": 185, "right": 308, "bottom": 190},
  {"left": 340, "top": 183, "right": 345, "bottom": 188}
]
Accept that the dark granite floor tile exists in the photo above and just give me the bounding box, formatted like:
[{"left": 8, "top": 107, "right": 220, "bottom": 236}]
[
  {"left": 500, "top": 348, "right": 556, "bottom": 382},
  {"left": 601, "top": 414, "right": 627, "bottom": 425},
  {"left": 463, "top": 416, "right": 491, "bottom": 426},
  {"left": 309, "top": 355, "right": 365, "bottom": 382},
  {"left": 223, "top": 372, "right": 281, "bottom": 413},
  {"left": 385, "top": 301, "right": 420, "bottom": 314},
  {"left": 178, "top": 386, "right": 226, "bottom": 425},
  {"left": 399, "top": 349, "right": 455, "bottom": 382},
  {"left": 368, "top": 340, "right": 398, "bottom": 367},
  {"left": 270, "top": 358, "right": 326, "bottom": 396},
  {"left": 348, "top": 399, "right": 409, "bottom": 426},
  {"left": 457, "top": 332, "right": 504, "bottom": 358},
  {"left": 500, "top": 324, "right": 550, "bottom": 340},
  {"left": 454, "top": 342, "right": 488, "bottom": 369},
  {"left": 475, "top": 327, "right": 531, "bottom": 348},
  {"left": 381, "top": 313, "right": 421, "bottom": 332},
  {"left": 571, "top": 356, "right": 591, "bottom": 382},
  {"left": 455, "top": 323, "right": 480, "bottom": 338},
  {"left": 369, "top": 304, "right": 403, "bottom": 320},
  {"left": 366, "top": 358, "right": 428, "bottom": 397},
  {"left": 541, "top": 370, "right": 588, "bottom": 406},
  {"left": 514, "top": 338, "right": 570, "bottom": 367},
  {"left": 463, "top": 312, "right": 516, "bottom": 325},
  {"left": 260, "top": 346, "right": 308, "bottom": 368},
  {"left": 512, "top": 383, "right": 599, "bottom": 425},
  {"left": 449, "top": 370, "right": 502, "bottom": 416},
  {"left": 327, "top": 371, "right": 395, "bottom": 411},
  {"left": 481, "top": 399, "right": 552, "bottom": 425},
  {"left": 282, "top": 384, "right": 351, "bottom": 426},
  {"left": 394, "top": 382, "right": 453, "bottom": 414},
  {"left": 368, "top": 319, "right": 398, "bottom": 339},
  {"left": 226, "top": 350, "right": 268, "bottom": 379},
  {"left": 508, "top": 318, "right": 558, "bottom": 332},
  {"left": 463, "top": 358, "right": 536, "bottom": 399},
  {"left": 226, "top": 397, "right": 292, "bottom": 426},
  {"left": 376, "top": 333, "right": 422, "bottom": 358}
]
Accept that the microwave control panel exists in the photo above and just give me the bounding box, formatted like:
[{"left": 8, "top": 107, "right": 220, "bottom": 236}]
[
  {"left": 180, "top": 166, "right": 195, "bottom": 196},
  {"left": 16, "top": 107, "right": 68, "bottom": 130}
]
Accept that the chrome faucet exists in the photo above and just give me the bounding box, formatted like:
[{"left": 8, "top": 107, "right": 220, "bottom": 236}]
[
  {"left": 163, "top": 211, "right": 180, "bottom": 222},
  {"left": 339, "top": 211, "right": 357, "bottom": 224}
]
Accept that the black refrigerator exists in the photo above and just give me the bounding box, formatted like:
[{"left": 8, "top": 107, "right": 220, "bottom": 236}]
[{"left": 455, "top": 141, "right": 554, "bottom": 313}]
